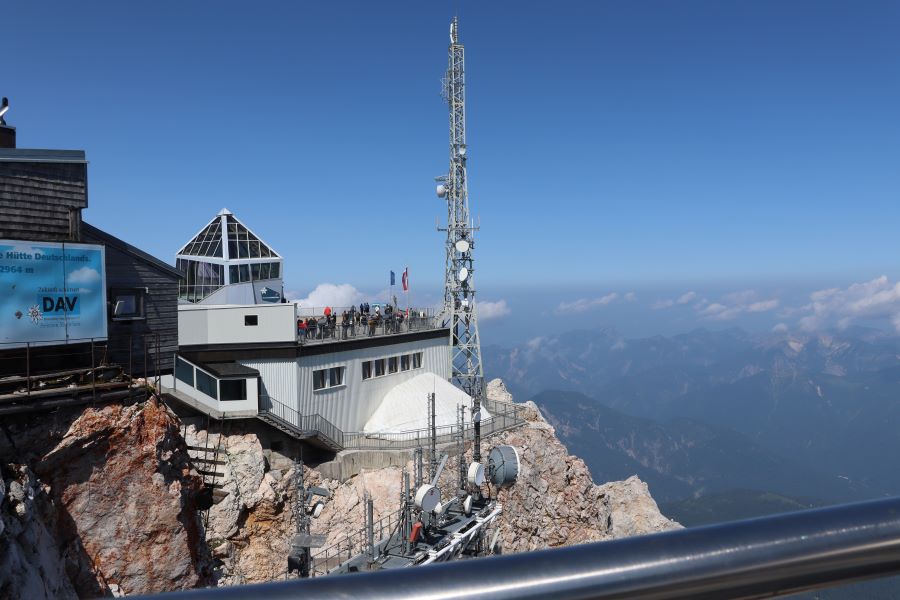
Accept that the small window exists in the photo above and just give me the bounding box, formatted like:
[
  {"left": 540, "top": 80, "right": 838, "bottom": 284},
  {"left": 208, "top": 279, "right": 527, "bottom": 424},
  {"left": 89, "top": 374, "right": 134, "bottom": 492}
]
[
  {"left": 400, "top": 355, "right": 410, "bottom": 371},
  {"left": 110, "top": 288, "right": 146, "bottom": 321},
  {"left": 362, "top": 361, "right": 372, "bottom": 380},
  {"left": 175, "top": 357, "right": 194, "bottom": 387},
  {"left": 412, "top": 352, "right": 422, "bottom": 369},
  {"left": 388, "top": 356, "right": 398, "bottom": 374},
  {"left": 245, "top": 315, "right": 258, "bottom": 326},
  {"left": 314, "top": 366, "right": 345, "bottom": 390},
  {"left": 374, "top": 359, "right": 386, "bottom": 377},
  {"left": 220, "top": 379, "right": 247, "bottom": 401}
]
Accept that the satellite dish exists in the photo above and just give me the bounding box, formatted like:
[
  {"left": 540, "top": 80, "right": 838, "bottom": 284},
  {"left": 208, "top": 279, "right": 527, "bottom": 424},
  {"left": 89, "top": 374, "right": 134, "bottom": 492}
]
[
  {"left": 455, "top": 239, "right": 470, "bottom": 253},
  {"left": 434, "top": 501, "right": 445, "bottom": 515},
  {"left": 458, "top": 145, "right": 467, "bottom": 158},
  {"left": 310, "top": 501, "right": 324, "bottom": 519},
  {"left": 436, "top": 184, "right": 447, "bottom": 198},
  {"left": 463, "top": 495, "right": 473, "bottom": 516},
  {"left": 414, "top": 484, "right": 441, "bottom": 512},
  {"left": 458, "top": 267, "right": 469, "bottom": 282},
  {"left": 488, "top": 445, "right": 520, "bottom": 487},
  {"left": 467, "top": 462, "right": 485, "bottom": 487}
]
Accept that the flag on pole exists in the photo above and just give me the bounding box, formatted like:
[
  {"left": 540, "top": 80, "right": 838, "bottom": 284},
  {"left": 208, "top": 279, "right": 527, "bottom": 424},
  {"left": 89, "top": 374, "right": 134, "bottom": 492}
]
[
  {"left": 402, "top": 268, "right": 409, "bottom": 292},
  {"left": 390, "top": 270, "right": 395, "bottom": 286}
]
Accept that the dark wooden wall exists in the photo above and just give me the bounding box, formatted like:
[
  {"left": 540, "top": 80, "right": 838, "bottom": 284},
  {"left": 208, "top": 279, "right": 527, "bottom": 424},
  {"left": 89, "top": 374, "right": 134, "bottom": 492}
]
[
  {"left": 0, "top": 162, "right": 87, "bottom": 242},
  {"left": 82, "top": 230, "right": 179, "bottom": 377}
]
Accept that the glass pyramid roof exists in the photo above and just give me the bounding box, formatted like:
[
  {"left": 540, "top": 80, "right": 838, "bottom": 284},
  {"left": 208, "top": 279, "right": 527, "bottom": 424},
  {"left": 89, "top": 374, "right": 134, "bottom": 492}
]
[{"left": 177, "top": 209, "right": 281, "bottom": 260}]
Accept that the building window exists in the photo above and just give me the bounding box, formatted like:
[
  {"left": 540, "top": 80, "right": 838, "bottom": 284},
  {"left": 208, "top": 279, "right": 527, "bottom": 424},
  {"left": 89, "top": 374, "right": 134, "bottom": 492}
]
[
  {"left": 110, "top": 288, "right": 145, "bottom": 321},
  {"left": 314, "top": 366, "right": 346, "bottom": 391},
  {"left": 196, "top": 369, "right": 218, "bottom": 400},
  {"left": 362, "top": 361, "right": 372, "bottom": 380},
  {"left": 374, "top": 359, "right": 386, "bottom": 377},
  {"left": 400, "top": 355, "right": 410, "bottom": 371},
  {"left": 245, "top": 315, "right": 258, "bottom": 326},
  {"left": 388, "top": 356, "right": 398, "bottom": 374},
  {"left": 175, "top": 357, "right": 194, "bottom": 387},
  {"left": 412, "top": 352, "right": 422, "bottom": 369},
  {"left": 220, "top": 379, "right": 247, "bottom": 401}
]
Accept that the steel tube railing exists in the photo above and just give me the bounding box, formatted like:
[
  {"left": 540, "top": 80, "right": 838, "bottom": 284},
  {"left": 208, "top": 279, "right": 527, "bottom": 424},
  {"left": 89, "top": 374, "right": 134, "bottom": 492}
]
[{"left": 138, "top": 496, "right": 900, "bottom": 599}]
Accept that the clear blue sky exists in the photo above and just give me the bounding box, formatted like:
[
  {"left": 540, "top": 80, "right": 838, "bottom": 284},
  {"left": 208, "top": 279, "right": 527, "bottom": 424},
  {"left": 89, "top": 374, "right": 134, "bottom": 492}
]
[{"left": 5, "top": 1, "right": 900, "bottom": 338}]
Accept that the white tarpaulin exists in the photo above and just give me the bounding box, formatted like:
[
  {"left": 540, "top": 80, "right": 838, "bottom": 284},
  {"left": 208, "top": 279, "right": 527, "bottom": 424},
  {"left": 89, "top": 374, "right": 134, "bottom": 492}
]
[{"left": 363, "top": 372, "right": 490, "bottom": 434}]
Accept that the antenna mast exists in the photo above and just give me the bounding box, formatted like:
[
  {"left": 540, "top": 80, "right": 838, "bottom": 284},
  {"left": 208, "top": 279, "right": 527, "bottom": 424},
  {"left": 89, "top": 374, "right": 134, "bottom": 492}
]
[{"left": 437, "top": 17, "right": 484, "bottom": 462}]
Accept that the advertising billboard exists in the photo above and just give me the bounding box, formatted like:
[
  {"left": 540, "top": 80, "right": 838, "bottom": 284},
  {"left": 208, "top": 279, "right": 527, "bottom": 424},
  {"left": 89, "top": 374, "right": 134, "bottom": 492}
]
[{"left": 0, "top": 239, "right": 108, "bottom": 347}]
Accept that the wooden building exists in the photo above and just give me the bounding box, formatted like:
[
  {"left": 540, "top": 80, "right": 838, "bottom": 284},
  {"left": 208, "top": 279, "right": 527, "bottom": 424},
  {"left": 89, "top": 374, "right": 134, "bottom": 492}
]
[{"left": 0, "top": 120, "right": 180, "bottom": 379}]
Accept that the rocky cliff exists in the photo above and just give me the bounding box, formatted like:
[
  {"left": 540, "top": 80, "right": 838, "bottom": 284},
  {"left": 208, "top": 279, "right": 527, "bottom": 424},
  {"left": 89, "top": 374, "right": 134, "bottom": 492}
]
[
  {"left": 1, "top": 381, "right": 678, "bottom": 597},
  {"left": 0, "top": 396, "right": 210, "bottom": 598},
  {"left": 200, "top": 379, "right": 680, "bottom": 583}
]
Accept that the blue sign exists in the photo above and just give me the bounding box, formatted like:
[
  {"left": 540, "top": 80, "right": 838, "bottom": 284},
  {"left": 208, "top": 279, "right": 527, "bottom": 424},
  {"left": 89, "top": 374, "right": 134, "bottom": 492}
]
[{"left": 0, "top": 240, "right": 107, "bottom": 347}]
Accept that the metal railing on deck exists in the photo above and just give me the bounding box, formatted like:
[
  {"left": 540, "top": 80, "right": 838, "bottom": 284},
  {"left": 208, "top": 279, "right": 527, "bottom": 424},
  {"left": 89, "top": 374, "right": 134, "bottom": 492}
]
[
  {"left": 296, "top": 307, "right": 441, "bottom": 346},
  {"left": 137, "top": 495, "right": 900, "bottom": 600},
  {"left": 257, "top": 395, "right": 526, "bottom": 452}
]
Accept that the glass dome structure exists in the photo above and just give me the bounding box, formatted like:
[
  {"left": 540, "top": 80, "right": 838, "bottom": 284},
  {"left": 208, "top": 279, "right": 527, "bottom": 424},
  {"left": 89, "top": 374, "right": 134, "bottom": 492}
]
[{"left": 175, "top": 208, "right": 283, "bottom": 304}]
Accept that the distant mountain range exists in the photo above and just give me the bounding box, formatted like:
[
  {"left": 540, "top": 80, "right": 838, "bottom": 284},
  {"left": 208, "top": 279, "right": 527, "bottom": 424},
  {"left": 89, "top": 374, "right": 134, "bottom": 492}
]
[{"left": 484, "top": 326, "right": 900, "bottom": 515}]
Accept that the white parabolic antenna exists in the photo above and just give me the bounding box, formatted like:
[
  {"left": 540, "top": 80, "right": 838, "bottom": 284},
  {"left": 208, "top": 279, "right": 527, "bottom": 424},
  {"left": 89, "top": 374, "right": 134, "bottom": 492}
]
[
  {"left": 463, "top": 495, "right": 473, "bottom": 515},
  {"left": 468, "top": 462, "right": 485, "bottom": 487},
  {"left": 436, "top": 184, "right": 447, "bottom": 198},
  {"left": 458, "top": 267, "right": 469, "bottom": 282},
  {"left": 415, "top": 484, "right": 441, "bottom": 512},
  {"left": 455, "top": 239, "right": 470, "bottom": 253}
]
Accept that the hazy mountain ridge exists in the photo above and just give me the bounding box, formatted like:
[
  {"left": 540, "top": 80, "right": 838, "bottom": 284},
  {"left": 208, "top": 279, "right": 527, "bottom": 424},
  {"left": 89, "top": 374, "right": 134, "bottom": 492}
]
[
  {"left": 531, "top": 389, "right": 864, "bottom": 504},
  {"left": 485, "top": 326, "right": 900, "bottom": 502}
]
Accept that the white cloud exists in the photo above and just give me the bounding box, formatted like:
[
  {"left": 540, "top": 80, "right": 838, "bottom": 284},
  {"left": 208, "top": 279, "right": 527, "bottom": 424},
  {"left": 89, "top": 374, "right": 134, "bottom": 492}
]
[
  {"left": 696, "top": 291, "right": 779, "bottom": 321},
  {"left": 289, "top": 283, "right": 364, "bottom": 308},
  {"left": 556, "top": 293, "right": 619, "bottom": 314},
  {"left": 479, "top": 299, "right": 511, "bottom": 320},
  {"left": 66, "top": 267, "right": 101, "bottom": 285},
  {"left": 798, "top": 276, "right": 900, "bottom": 332},
  {"left": 652, "top": 290, "right": 697, "bottom": 310},
  {"left": 772, "top": 323, "right": 789, "bottom": 333},
  {"left": 624, "top": 292, "right": 637, "bottom": 302}
]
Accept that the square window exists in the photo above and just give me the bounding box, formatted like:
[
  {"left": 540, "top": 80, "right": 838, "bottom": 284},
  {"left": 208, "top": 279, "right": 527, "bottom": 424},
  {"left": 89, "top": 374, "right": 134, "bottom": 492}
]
[
  {"left": 412, "top": 353, "right": 422, "bottom": 369},
  {"left": 329, "top": 367, "right": 344, "bottom": 387},
  {"left": 374, "top": 359, "right": 386, "bottom": 377},
  {"left": 110, "top": 288, "right": 146, "bottom": 320},
  {"left": 220, "top": 379, "right": 247, "bottom": 401},
  {"left": 400, "top": 355, "right": 410, "bottom": 371},
  {"left": 245, "top": 315, "right": 258, "bottom": 326},
  {"left": 175, "top": 357, "right": 194, "bottom": 387},
  {"left": 362, "top": 361, "right": 372, "bottom": 380},
  {"left": 388, "top": 356, "right": 398, "bottom": 374}
]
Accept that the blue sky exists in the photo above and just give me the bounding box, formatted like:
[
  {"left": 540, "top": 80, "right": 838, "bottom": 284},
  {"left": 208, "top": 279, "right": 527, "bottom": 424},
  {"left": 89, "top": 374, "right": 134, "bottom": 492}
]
[{"left": 5, "top": 1, "right": 900, "bottom": 340}]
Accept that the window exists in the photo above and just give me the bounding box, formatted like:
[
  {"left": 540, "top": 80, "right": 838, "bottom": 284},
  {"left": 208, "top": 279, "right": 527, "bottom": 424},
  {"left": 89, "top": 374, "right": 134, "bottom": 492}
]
[
  {"left": 362, "top": 361, "right": 372, "bottom": 380},
  {"left": 314, "top": 366, "right": 345, "bottom": 391},
  {"left": 220, "top": 379, "right": 247, "bottom": 401},
  {"left": 374, "top": 359, "right": 386, "bottom": 377},
  {"left": 110, "top": 288, "right": 146, "bottom": 321},
  {"left": 412, "top": 352, "right": 422, "bottom": 369},
  {"left": 175, "top": 357, "right": 194, "bottom": 387},
  {"left": 400, "top": 355, "right": 410, "bottom": 371},
  {"left": 196, "top": 370, "right": 218, "bottom": 400},
  {"left": 245, "top": 315, "right": 258, "bottom": 326},
  {"left": 388, "top": 356, "right": 398, "bottom": 374},
  {"left": 313, "top": 369, "right": 327, "bottom": 391}
]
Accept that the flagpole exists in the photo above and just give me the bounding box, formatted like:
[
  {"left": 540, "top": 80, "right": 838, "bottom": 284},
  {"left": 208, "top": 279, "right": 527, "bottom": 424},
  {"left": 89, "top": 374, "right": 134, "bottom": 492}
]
[{"left": 405, "top": 266, "right": 410, "bottom": 324}]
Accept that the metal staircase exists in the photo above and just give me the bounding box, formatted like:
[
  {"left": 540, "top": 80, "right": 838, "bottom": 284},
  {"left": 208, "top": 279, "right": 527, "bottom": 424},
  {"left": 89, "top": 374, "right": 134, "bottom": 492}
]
[{"left": 256, "top": 395, "right": 344, "bottom": 452}]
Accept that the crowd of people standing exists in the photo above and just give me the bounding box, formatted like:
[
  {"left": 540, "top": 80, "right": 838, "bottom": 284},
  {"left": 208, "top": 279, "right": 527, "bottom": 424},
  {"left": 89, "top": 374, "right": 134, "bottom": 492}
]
[{"left": 297, "top": 303, "right": 409, "bottom": 342}]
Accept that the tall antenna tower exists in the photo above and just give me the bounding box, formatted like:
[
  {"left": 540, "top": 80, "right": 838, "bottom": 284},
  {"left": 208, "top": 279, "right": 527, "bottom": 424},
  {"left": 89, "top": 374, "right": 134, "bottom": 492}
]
[{"left": 436, "top": 16, "right": 484, "bottom": 461}]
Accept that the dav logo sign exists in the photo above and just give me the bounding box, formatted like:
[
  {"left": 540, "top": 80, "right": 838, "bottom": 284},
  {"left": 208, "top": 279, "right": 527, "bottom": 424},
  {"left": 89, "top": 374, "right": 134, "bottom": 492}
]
[{"left": 38, "top": 295, "right": 80, "bottom": 316}]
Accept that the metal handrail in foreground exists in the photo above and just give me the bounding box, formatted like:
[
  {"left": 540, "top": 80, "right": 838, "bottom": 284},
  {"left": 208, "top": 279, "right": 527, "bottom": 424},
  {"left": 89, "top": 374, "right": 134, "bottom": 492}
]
[{"left": 138, "top": 496, "right": 900, "bottom": 599}]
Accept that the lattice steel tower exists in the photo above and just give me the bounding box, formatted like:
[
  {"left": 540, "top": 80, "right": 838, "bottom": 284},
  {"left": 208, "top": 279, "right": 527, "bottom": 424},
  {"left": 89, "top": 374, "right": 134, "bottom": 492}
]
[{"left": 436, "top": 17, "right": 484, "bottom": 461}]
